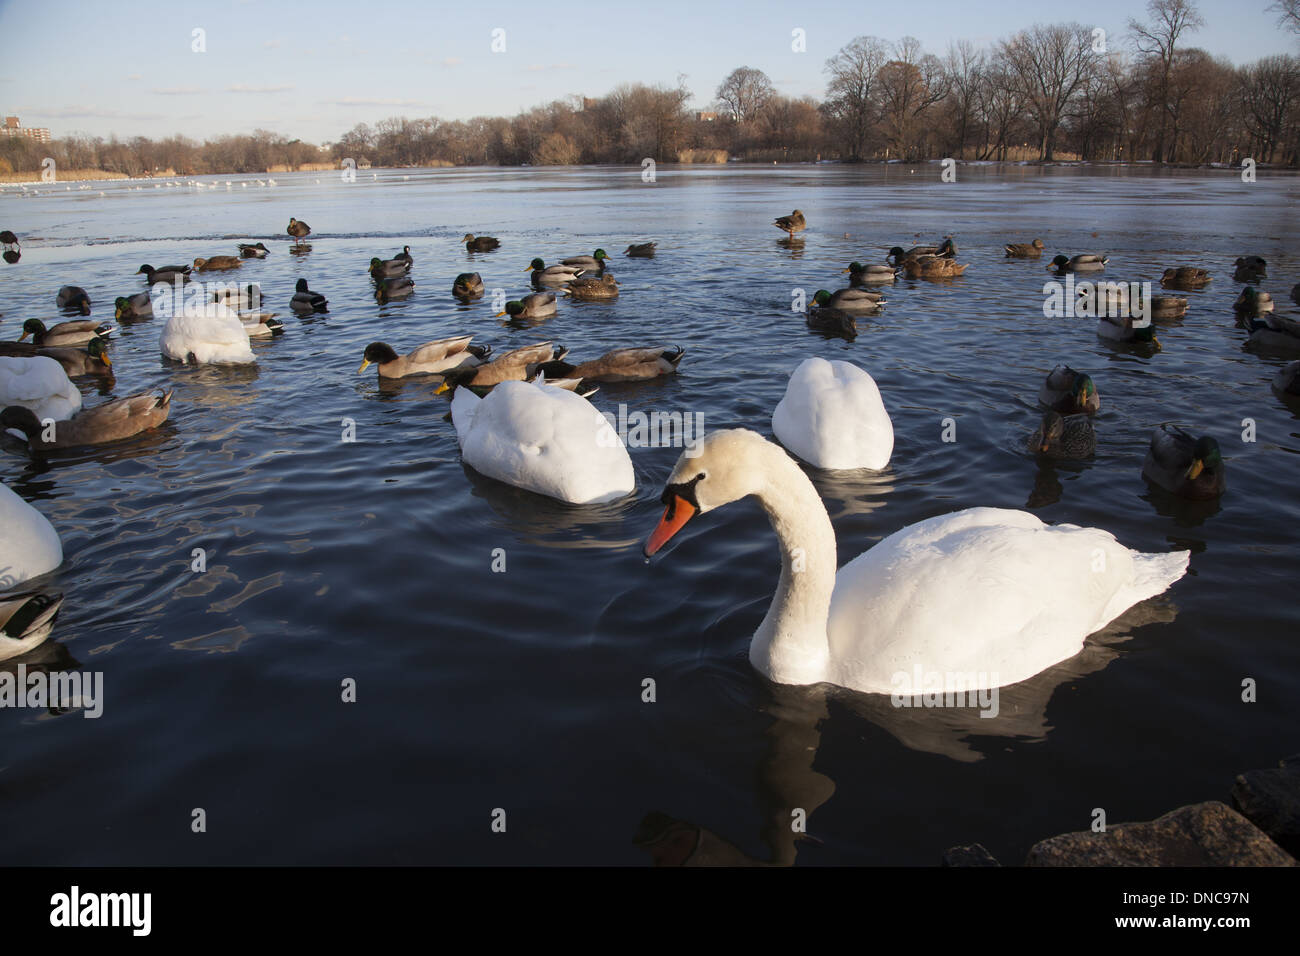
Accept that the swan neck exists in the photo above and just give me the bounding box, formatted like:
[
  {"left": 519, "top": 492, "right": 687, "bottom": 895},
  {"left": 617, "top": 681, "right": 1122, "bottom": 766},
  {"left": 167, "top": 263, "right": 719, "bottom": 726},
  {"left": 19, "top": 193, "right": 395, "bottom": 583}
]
[{"left": 750, "top": 445, "right": 836, "bottom": 685}]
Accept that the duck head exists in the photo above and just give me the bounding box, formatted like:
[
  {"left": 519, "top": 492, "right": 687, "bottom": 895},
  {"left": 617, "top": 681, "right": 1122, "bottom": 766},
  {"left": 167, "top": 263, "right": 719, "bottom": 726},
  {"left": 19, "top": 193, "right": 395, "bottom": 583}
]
[
  {"left": 358, "top": 342, "right": 399, "bottom": 373},
  {"left": 1186, "top": 437, "right": 1222, "bottom": 480}
]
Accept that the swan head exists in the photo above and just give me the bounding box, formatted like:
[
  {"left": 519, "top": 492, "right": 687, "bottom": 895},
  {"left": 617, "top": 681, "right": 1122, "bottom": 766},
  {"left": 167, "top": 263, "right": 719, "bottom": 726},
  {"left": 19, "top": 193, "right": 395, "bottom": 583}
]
[{"left": 644, "top": 429, "right": 771, "bottom": 557}]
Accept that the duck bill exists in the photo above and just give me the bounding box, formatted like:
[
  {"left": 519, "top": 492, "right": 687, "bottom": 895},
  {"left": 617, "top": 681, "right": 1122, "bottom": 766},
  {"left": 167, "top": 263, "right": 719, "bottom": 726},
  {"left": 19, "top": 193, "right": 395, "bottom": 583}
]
[
  {"left": 644, "top": 496, "right": 697, "bottom": 557},
  {"left": 357, "top": 359, "right": 371, "bottom": 373},
  {"left": 17, "top": 331, "right": 30, "bottom": 341},
  {"left": 1186, "top": 459, "right": 1204, "bottom": 480},
  {"left": 435, "top": 381, "right": 451, "bottom": 395},
  {"left": 494, "top": 311, "right": 507, "bottom": 318},
  {"left": 100, "top": 353, "right": 112, "bottom": 367}
]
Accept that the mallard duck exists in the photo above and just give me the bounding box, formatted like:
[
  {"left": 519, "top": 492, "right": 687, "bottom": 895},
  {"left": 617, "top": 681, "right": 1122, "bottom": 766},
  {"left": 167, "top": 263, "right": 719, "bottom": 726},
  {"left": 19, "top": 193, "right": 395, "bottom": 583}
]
[
  {"left": 1005, "top": 238, "right": 1045, "bottom": 258},
  {"left": 561, "top": 248, "right": 611, "bottom": 272},
  {"left": 567, "top": 274, "right": 619, "bottom": 300},
  {"left": 1029, "top": 411, "right": 1095, "bottom": 459},
  {"left": 1048, "top": 254, "right": 1108, "bottom": 273},
  {"left": 531, "top": 346, "right": 683, "bottom": 383},
  {"left": 290, "top": 278, "right": 328, "bottom": 313},
  {"left": 193, "top": 256, "right": 242, "bottom": 272},
  {"left": 463, "top": 233, "right": 500, "bottom": 252},
  {"left": 374, "top": 276, "right": 415, "bottom": 303},
  {"left": 435, "top": 342, "right": 568, "bottom": 394},
  {"left": 358, "top": 336, "right": 491, "bottom": 379},
  {"left": 496, "top": 291, "right": 559, "bottom": 319},
  {"left": 887, "top": 244, "right": 937, "bottom": 265},
  {"left": 287, "top": 217, "right": 311, "bottom": 247},
  {"left": 771, "top": 357, "right": 893, "bottom": 470},
  {"left": 1097, "top": 314, "right": 1160, "bottom": 349},
  {"left": 1, "top": 229, "right": 20, "bottom": 264},
  {"left": 1242, "top": 313, "right": 1300, "bottom": 351},
  {"left": 1039, "top": 365, "right": 1100, "bottom": 415},
  {"left": 1, "top": 389, "right": 172, "bottom": 449},
  {"left": 115, "top": 292, "right": 153, "bottom": 321},
  {"left": 1150, "top": 295, "right": 1188, "bottom": 321},
  {"left": 1233, "top": 256, "right": 1266, "bottom": 281},
  {"left": 452, "top": 273, "right": 484, "bottom": 300},
  {"left": 0, "top": 338, "right": 113, "bottom": 377},
  {"left": 368, "top": 256, "right": 410, "bottom": 279},
  {"left": 526, "top": 258, "right": 583, "bottom": 286},
  {"left": 241, "top": 313, "right": 284, "bottom": 338},
  {"left": 843, "top": 262, "right": 898, "bottom": 285},
  {"left": 19, "top": 318, "right": 114, "bottom": 348},
  {"left": 136, "top": 264, "right": 193, "bottom": 286},
  {"left": 813, "top": 288, "right": 884, "bottom": 312},
  {"left": 210, "top": 283, "right": 263, "bottom": 310},
  {"left": 55, "top": 286, "right": 91, "bottom": 315},
  {"left": 238, "top": 242, "right": 270, "bottom": 259},
  {"left": 1160, "top": 267, "right": 1211, "bottom": 288},
  {"left": 1272, "top": 361, "right": 1300, "bottom": 396},
  {"left": 449, "top": 378, "right": 634, "bottom": 504},
  {"left": 394, "top": 245, "right": 413, "bottom": 266},
  {"left": 903, "top": 255, "right": 969, "bottom": 279},
  {"left": 0, "top": 354, "right": 82, "bottom": 421},
  {"left": 806, "top": 307, "right": 857, "bottom": 340},
  {"left": 0, "top": 590, "right": 63, "bottom": 662},
  {"left": 0, "top": 481, "right": 62, "bottom": 587},
  {"left": 1142, "top": 425, "right": 1225, "bottom": 499},
  {"left": 1233, "top": 287, "right": 1273, "bottom": 316},
  {"left": 160, "top": 304, "right": 254, "bottom": 365},
  {"left": 625, "top": 242, "right": 657, "bottom": 257},
  {"left": 642, "top": 429, "right": 1189, "bottom": 693},
  {"left": 934, "top": 236, "right": 957, "bottom": 258},
  {"left": 774, "top": 210, "right": 806, "bottom": 238}
]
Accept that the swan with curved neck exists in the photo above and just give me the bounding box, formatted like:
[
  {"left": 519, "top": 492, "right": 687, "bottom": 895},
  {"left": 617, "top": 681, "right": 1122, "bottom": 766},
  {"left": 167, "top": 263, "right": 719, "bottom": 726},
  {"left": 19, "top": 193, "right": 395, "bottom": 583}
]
[{"left": 644, "top": 429, "right": 1190, "bottom": 694}]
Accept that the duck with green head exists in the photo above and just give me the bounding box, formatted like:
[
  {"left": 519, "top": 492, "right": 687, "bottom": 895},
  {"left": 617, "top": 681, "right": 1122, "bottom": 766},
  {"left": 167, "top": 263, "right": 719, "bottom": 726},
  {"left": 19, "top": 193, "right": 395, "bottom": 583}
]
[
  {"left": 527, "top": 258, "right": 584, "bottom": 287},
  {"left": 115, "top": 292, "right": 154, "bottom": 321},
  {"left": 496, "top": 292, "right": 558, "bottom": 319},
  {"left": 0, "top": 337, "right": 113, "bottom": 377},
  {"left": 1142, "top": 425, "right": 1225, "bottom": 499},
  {"left": 374, "top": 276, "right": 415, "bottom": 303},
  {"left": 561, "top": 249, "right": 611, "bottom": 272},
  {"left": 813, "top": 288, "right": 884, "bottom": 313},
  {"left": 1038, "top": 365, "right": 1099, "bottom": 415},
  {"left": 805, "top": 306, "right": 857, "bottom": 340},
  {"left": 19, "top": 318, "right": 115, "bottom": 347},
  {"left": 369, "top": 256, "right": 411, "bottom": 280},
  {"left": 452, "top": 273, "right": 484, "bottom": 300},
  {"left": 843, "top": 262, "right": 898, "bottom": 285}
]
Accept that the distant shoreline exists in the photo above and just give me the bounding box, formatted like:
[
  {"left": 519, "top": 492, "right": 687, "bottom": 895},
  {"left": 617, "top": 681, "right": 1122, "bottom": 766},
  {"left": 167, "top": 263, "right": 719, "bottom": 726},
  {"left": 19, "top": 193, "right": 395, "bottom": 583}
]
[{"left": 3, "top": 158, "right": 1296, "bottom": 188}]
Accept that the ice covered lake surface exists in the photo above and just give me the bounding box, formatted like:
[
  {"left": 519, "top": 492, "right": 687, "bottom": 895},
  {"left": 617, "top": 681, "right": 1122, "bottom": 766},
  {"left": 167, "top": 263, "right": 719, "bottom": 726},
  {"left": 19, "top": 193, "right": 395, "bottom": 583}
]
[{"left": 1, "top": 163, "right": 1296, "bottom": 864}]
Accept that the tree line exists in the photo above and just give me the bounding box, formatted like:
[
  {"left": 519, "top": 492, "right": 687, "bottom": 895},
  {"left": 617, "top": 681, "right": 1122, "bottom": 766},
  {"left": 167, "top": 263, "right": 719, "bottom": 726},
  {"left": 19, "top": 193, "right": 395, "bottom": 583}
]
[{"left": 2, "top": 0, "right": 1296, "bottom": 176}]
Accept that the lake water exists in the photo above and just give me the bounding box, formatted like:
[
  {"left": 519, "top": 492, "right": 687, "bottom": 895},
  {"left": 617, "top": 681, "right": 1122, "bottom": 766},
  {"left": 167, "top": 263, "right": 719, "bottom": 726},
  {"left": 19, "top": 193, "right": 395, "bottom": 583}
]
[{"left": 1, "top": 164, "right": 1296, "bottom": 865}]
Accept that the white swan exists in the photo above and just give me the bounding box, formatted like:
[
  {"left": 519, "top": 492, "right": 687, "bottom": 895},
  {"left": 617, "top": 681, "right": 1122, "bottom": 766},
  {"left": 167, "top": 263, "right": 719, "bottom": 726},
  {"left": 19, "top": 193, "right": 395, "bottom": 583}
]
[
  {"left": 0, "top": 356, "right": 82, "bottom": 421},
  {"left": 159, "top": 302, "right": 255, "bottom": 365},
  {"left": 644, "top": 429, "right": 1189, "bottom": 694},
  {"left": 451, "top": 379, "right": 634, "bottom": 504},
  {"left": 0, "top": 481, "right": 62, "bottom": 588},
  {"left": 772, "top": 357, "right": 893, "bottom": 470}
]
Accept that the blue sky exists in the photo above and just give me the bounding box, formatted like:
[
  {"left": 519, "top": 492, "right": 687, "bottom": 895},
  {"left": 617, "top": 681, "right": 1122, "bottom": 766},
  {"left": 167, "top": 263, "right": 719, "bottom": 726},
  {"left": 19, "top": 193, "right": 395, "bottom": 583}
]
[{"left": 0, "top": 0, "right": 1295, "bottom": 143}]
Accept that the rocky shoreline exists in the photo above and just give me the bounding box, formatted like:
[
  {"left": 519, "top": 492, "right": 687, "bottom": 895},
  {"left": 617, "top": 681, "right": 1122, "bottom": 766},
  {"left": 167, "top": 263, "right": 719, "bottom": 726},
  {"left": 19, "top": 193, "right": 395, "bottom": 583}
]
[{"left": 946, "top": 754, "right": 1300, "bottom": 866}]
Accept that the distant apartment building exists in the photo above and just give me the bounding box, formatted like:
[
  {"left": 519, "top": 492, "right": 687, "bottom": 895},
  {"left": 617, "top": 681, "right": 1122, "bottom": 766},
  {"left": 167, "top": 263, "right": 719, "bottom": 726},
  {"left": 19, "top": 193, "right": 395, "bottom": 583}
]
[
  {"left": 696, "top": 111, "right": 718, "bottom": 122},
  {"left": 2, "top": 117, "right": 51, "bottom": 143}
]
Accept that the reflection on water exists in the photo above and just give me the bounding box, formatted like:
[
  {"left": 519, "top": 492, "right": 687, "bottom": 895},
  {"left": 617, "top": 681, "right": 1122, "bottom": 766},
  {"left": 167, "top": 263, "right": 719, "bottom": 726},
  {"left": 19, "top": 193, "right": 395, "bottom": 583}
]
[{"left": 1, "top": 164, "right": 1297, "bottom": 864}]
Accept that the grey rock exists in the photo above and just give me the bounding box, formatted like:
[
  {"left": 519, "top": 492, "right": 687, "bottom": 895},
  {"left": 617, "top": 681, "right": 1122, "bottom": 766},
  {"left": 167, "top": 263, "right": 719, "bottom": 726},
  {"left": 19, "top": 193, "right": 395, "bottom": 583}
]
[
  {"left": 942, "top": 843, "right": 1000, "bottom": 866},
  {"left": 1026, "top": 801, "right": 1295, "bottom": 866},
  {"left": 1231, "top": 755, "right": 1300, "bottom": 855}
]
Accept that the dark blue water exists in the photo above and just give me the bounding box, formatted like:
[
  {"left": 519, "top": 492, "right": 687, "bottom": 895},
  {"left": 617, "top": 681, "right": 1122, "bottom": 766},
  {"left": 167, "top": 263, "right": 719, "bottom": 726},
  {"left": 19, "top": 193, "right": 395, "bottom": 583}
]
[{"left": 1, "top": 164, "right": 1296, "bottom": 864}]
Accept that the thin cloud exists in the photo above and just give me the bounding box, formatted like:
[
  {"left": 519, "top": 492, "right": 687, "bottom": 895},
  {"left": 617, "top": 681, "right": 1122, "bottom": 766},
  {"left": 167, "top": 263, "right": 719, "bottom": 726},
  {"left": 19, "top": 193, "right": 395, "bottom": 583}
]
[
  {"left": 443, "top": 57, "right": 463, "bottom": 67},
  {"left": 227, "top": 84, "right": 295, "bottom": 93},
  {"left": 525, "top": 63, "right": 575, "bottom": 72},
  {"left": 262, "top": 40, "right": 281, "bottom": 49},
  {"left": 153, "top": 86, "right": 203, "bottom": 95},
  {"left": 36, "top": 106, "right": 167, "bottom": 120},
  {"left": 327, "top": 97, "right": 422, "bottom": 107},
  {"left": 126, "top": 73, "right": 143, "bottom": 81}
]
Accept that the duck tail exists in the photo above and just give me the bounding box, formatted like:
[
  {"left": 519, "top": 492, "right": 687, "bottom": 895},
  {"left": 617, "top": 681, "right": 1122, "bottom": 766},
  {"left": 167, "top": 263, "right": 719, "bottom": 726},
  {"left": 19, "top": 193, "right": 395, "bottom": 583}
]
[
  {"left": 1, "top": 591, "right": 63, "bottom": 640},
  {"left": 95, "top": 323, "right": 117, "bottom": 338}
]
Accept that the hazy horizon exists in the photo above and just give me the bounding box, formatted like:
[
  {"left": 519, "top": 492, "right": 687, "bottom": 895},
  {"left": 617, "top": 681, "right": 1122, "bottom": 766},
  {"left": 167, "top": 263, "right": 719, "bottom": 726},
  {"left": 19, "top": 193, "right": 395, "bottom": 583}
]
[{"left": 0, "top": 0, "right": 1296, "bottom": 144}]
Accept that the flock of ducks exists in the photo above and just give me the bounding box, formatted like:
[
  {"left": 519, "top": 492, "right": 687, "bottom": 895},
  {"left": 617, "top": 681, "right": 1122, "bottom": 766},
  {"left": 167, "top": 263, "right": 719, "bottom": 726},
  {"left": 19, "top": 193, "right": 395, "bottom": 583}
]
[{"left": 1, "top": 201, "right": 1297, "bottom": 700}]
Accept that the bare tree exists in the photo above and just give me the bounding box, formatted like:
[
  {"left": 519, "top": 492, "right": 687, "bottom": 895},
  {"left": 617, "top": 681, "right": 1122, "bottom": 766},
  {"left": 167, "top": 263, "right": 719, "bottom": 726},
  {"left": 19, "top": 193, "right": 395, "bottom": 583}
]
[
  {"left": 1128, "top": 0, "right": 1205, "bottom": 162},
  {"left": 715, "top": 67, "right": 776, "bottom": 123},
  {"left": 877, "top": 37, "right": 951, "bottom": 159},
  {"left": 1000, "top": 23, "right": 1099, "bottom": 160},
  {"left": 1237, "top": 55, "right": 1300, "bottom": 164},
  {"left": 944, "top": 40, "right": 986, "bottom": 158},
  {"left": 821, "top": 36, "right": 890, "bottom": 160},
  {"left": 1270, "top": 0, "right": 1300, "bottom": 32}
]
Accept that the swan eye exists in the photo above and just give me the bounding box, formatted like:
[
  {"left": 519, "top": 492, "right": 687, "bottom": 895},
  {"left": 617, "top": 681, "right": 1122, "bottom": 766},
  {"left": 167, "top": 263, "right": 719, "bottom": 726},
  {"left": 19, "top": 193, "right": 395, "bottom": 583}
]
[{"left": 661, "top": 473, "right": 705, "bottom": 510}]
